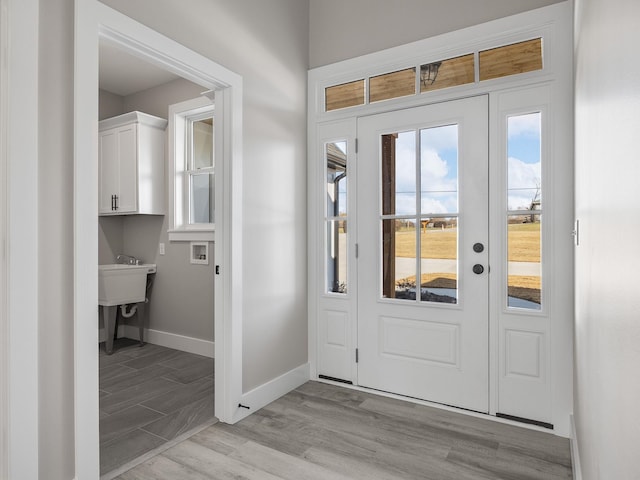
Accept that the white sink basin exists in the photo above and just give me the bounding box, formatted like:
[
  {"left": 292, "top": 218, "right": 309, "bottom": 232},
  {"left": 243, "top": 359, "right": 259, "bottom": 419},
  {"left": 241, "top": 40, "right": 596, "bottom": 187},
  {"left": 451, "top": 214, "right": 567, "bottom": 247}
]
[{"left": 98, "top": 264, "right": 156, "bottom": 306}]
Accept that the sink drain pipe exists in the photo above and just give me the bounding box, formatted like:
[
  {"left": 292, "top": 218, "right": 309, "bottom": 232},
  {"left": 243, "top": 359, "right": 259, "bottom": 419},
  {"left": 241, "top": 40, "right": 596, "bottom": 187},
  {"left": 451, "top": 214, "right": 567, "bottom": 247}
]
[{"left": 119, "top": 303, "right": 138, "bottom": 318}]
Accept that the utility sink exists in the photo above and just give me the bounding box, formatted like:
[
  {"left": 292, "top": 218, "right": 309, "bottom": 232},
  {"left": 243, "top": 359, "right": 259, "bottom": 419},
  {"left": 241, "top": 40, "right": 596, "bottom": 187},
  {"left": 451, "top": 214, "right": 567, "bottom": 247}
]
[{"left": 98, "top": 263, "right": 156, "bottom": 306}]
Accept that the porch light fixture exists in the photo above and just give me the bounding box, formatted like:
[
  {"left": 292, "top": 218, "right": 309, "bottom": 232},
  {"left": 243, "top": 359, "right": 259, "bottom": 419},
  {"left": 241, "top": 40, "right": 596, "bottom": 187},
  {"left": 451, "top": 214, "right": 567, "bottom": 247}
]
[{"left": 420, "top": 61, "right": 442, "bottom": 86}]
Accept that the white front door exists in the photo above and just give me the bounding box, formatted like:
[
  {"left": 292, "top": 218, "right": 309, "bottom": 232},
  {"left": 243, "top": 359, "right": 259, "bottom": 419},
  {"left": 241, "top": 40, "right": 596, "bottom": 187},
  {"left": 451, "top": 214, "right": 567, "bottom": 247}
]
[{"left": 357, "top": 96, "right": 489, "bottom": 412}]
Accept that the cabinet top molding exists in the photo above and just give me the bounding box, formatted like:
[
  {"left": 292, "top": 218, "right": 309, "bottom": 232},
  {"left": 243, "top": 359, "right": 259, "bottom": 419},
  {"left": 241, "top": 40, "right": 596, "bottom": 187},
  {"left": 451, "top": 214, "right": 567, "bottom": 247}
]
[{"left": 99, "top": 111, "right": 168, "bottom": 131}]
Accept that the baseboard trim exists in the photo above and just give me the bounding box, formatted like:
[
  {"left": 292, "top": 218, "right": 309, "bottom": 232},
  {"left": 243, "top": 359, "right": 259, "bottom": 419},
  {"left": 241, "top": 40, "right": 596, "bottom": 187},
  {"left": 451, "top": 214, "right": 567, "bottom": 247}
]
[
  {"left": 99, "top": 325, "right": 215, "bottom": 358},
  {"left": 233, "top": 363, "right": 310, "bottom": 423},
  {"left": 570, "top": 414, "right": 582, "bottom": 480},
  {"left": 121, "top": 325, "right": 215, "bottom": 358}
]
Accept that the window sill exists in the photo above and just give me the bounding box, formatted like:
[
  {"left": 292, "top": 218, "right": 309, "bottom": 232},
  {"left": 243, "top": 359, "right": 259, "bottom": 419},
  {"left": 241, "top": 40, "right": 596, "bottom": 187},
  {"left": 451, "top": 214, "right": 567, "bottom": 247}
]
[{"left": 168, "top": 228, "right": 215, "bottom": 242}]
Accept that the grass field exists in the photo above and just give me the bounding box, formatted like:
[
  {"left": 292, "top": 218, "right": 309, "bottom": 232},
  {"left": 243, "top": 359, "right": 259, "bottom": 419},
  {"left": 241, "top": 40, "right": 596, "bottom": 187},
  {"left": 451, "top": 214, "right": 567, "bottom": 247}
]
[
  {"left": 392, "top": 223, "right": 541, "bottom": 302},
  {"left": 393, "top": 223, "right": 540, "bottom": 262}
]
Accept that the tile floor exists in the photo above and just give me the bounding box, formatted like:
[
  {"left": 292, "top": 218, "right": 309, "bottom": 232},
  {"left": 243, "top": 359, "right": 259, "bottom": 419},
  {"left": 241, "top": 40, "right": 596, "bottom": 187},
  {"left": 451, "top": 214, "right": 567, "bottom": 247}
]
[
  {"left": 115, "top": 381, "right": 572, "bottom": 479},
  {"left": 99, "top": 338, "right": 215, "bottom": 475}
]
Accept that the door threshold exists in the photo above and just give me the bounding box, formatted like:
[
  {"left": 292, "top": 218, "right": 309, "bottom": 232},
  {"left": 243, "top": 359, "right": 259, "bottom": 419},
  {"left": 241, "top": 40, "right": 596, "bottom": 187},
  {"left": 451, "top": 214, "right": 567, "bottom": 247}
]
[
  {"left": 315, "top": 377, "right": 557, "bottom": 435},
  {"left": 100, "top": 418, "right": 218, "bottom": 480}
]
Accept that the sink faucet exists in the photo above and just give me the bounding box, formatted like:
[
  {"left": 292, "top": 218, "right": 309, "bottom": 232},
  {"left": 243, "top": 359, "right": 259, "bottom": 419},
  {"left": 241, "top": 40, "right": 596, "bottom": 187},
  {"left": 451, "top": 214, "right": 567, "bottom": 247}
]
[{"left": 116, "top": 254, "right": 140, "bottom": 265}]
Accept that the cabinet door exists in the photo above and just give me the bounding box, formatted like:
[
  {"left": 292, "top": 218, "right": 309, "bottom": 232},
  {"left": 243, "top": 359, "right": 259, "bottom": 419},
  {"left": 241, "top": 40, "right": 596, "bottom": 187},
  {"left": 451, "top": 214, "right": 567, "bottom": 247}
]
[
  {"left": 99, "top": 129, "right": 119, "bottom": 214},
  {"left": 115, "top": 125, "right": 138, "bottom": 213}
]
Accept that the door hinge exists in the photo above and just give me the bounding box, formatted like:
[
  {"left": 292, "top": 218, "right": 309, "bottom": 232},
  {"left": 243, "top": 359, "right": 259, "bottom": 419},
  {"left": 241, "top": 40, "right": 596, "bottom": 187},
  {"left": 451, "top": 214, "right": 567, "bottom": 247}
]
[
  {"left": 355, "top": 138, "right": 358, "bottom": 154},
  {"left": 215, "top": 265, "right": 220, "bottom": 275},
  {"left": 355, "top": 348, "right": 359, "bottom": 363},
  {"left": 355, "top": 243, "right": 359, "bottom": 258}
]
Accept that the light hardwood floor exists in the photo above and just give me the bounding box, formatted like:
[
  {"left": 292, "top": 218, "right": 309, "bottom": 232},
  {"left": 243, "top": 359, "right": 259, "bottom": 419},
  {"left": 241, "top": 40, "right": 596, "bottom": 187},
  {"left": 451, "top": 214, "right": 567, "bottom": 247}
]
[
  {"left": 115, "top": 381, "right": 572, "bottom": 479},
  {"left": 99, "top": 339, "right": 215, "bottom": 475}
]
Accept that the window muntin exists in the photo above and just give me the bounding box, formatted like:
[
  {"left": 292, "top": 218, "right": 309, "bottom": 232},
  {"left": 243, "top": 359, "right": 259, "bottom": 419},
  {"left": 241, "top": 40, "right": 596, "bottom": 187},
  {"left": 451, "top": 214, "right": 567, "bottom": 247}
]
[
  {"left": 506, "top": 112, "right": 542, "bottom": 310},
  {"left": 325, "top": 141, "right": 348, "bottom": 294},
  {"left": 381, "top": 125, "right": 459, "bottom": 304}
]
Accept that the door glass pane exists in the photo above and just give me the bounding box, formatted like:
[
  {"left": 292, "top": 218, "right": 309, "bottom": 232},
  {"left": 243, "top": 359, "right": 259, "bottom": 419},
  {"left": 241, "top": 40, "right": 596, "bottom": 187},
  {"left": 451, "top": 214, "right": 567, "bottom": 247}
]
[
  {"left": 382, "top": 131, "right": 416, "bottom": 216},
  {"left": 382, "top": 219, "right": 416, "bottom": 301},
  {"left": 325, "top": 79, "right": 365, "bottom": 111},
  {"left": 326, "top": 141, "right": 347, "bottom": 217},
  {"left": 326, "top": 219, "right": 347, "bottom": 293},
  {"left": 190, "top": 173, "right": 214, "bottom": 224},
  {"left": 326, "top": 140, "right": 348, "bottom": 295},
  {"left": 420, "top": 125, "right": 458, "bottom": 214},
  {"left": 192, "top": 118, "right": 214, "bottom": 170},
  {"left": 508, "top": 113, "right": 541, "bottom": 211},
  {"left": 420, "top": 217, "right": 458, "bottom": 304},
  {"left": 507, "top": 214, "right": 541, "bottom": 310},
  {"left": 420, "top": 54, "right": 475, "bottom": 93},
  {"left": 507, "top": 112, "right": 542, "bottom": 311},
  {"left": 479, "top": 38, "right": 543, "bottom": 81},
  {"left": 370, "top": 68, "right": 416, "bottom": 103}
]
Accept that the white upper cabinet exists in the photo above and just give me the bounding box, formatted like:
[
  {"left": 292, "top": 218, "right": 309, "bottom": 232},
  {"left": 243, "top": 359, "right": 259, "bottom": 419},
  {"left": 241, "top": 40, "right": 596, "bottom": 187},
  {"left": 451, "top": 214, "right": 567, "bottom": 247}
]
[{"left": 99, "top": 111, "right": 167, "bottom": 215}]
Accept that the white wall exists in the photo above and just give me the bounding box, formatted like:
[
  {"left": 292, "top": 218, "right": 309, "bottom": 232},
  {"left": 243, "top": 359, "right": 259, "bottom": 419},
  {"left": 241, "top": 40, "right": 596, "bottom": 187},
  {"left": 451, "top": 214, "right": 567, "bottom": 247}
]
[
  {"left": 309, "top": 0, "right": 565, "bottom": 67},
  {"left": 574, "top": 0, "right": 640, "bottom": 478},
  {"left": 98, "top": 88, "right": 124, "bottom": 120},
  {"left": 99, "top": 0, "right": 310, "bottom": 392},
  {"left": 38, "top": 0, "right": 75, "bottom": 478},
  {"left": 17, "top": 0, "right": 308, "bottom": 476}
]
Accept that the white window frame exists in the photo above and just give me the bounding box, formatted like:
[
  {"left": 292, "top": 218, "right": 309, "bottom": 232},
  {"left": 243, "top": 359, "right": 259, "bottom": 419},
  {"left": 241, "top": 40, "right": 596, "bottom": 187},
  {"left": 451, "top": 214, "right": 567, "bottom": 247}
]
[{"left": 168, "top": 96, "right": 216, "bottom": 242}]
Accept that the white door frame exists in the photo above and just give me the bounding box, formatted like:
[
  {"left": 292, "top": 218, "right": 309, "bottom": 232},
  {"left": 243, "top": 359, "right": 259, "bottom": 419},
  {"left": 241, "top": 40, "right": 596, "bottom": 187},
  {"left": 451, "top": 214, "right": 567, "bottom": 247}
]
[
  {"left": 308, "top": 2, "right": 573, "bottom": 436},
  {"left": 74, "top": 1, "right": 243, "bottom": 478}
]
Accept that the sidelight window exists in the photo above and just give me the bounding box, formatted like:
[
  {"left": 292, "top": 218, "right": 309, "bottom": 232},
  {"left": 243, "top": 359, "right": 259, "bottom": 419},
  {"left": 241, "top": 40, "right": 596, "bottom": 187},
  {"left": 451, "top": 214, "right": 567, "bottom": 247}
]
[
  {"left": 506, "top": 112, "right": 542, "bottom": 310},
  {"left": 325, "top": 140, "right": 348, "bottom": 294}
]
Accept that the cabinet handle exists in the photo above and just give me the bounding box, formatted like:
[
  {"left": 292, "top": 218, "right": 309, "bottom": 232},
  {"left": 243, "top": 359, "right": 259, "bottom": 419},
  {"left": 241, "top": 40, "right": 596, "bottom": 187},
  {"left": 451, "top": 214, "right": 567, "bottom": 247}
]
[
  {"left": 111, "top": 194, "right": 115, "bottom": 211},
  {"left": 115, "top": 195, "right": 118, "bottom": 210}
]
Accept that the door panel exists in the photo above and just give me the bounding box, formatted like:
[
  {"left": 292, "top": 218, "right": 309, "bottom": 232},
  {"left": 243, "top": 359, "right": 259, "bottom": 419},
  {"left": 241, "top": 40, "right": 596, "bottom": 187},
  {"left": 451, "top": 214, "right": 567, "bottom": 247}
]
[{"left": 357, "top": 96, "right": 489, "bottom": 412}]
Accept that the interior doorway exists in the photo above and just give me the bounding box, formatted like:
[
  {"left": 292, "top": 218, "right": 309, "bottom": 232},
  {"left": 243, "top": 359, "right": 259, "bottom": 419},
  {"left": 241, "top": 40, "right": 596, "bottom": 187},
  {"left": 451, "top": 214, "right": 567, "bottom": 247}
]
[{"left": 74, "top": 3, "right": 244, "bottom": 477}]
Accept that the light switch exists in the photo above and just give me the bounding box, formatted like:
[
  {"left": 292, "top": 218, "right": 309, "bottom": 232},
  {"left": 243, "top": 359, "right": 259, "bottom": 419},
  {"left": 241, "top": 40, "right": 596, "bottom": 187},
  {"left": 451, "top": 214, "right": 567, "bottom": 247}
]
[{"left": 159, "top": 243, "right": 165, "bottom": 255}]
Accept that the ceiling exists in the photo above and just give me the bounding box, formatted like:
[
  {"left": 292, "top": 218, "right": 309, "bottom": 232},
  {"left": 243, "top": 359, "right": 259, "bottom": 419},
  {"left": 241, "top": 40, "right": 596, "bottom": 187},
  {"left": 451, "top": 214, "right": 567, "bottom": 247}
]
[{"left": 99, "top": 41, "right": 181, "bottom": 97}]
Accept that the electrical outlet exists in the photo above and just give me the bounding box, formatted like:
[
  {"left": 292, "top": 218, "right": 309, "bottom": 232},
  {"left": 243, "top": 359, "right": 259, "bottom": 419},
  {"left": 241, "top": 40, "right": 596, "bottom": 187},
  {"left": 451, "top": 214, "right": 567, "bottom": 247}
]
[{"left": 159, "top": 243, "right": 165, "bottom": 255}]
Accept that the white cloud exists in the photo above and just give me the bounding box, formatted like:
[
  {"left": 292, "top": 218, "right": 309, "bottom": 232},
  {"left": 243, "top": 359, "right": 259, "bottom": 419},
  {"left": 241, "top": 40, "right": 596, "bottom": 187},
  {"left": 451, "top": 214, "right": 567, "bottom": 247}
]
[
  {"left": 508, "top": 156, "right": 541, "bottom": 189},
  {"left": 508, "top": 112, "right": 541, "bottom": 138},
  {"left": 421, "top": 148, "right": 456, "bottom": 191},
  {"left": 508, "top": 156, "right": 541, "bottom": 210},
  {"left": 420, "top": 124, "right": 458, "bottom": 151},
  {"left": 391, "top": 131, "right": 459, "bottom": 215}
]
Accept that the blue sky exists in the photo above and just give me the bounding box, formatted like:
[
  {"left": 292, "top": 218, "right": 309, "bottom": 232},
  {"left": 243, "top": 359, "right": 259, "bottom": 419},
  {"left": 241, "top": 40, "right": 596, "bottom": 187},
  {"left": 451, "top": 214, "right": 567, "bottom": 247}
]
[
  {"left": 394, "top": 124, "right": 459, "bottom": 215},
  {"left": 391, "top": 113, "right": 541, "bottom": 215},
  {"left": 507, "top": 112, "right": 541, "bottom": 211}
]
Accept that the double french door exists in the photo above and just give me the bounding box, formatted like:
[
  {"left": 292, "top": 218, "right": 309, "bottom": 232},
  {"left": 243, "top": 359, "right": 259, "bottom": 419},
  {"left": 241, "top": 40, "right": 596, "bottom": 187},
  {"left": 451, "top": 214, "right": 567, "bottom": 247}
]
[{"left": 356, "top": 96, "right": 489, "bottom": 412}]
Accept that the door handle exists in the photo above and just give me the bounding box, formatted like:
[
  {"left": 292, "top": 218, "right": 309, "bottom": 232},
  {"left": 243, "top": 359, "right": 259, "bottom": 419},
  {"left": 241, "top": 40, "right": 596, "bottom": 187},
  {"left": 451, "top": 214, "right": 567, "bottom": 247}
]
[{"left": 473, "top": 264, "right": 484, "bottom": 275}]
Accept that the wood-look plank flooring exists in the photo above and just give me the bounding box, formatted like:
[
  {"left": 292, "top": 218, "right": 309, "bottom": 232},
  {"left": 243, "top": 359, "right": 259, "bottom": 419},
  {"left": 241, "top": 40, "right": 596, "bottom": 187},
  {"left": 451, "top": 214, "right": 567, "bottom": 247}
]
[
  {"left": 115, "top": 381, "right": 572, "bottom": 479},
  {"left": 100, "top": 338, "right": 215, "bottom": 475}
]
